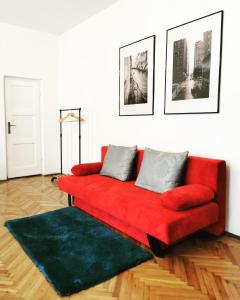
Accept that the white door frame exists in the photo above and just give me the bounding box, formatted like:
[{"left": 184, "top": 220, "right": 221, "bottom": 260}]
[{"left": 4, "top": 75, "right": 43, "bottom": 179}]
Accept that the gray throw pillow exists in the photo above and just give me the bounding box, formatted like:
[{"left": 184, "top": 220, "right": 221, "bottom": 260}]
[
  {"left": 100, "top": 144, "right": 137, "bottom": 181},
  {"left": 135, "top": 147, "right": 189, "bottom": 193}
]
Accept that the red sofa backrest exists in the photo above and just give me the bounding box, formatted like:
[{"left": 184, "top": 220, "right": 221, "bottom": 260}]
[{"left": 101, "top": 146, "right": 226, "bottom": 235}]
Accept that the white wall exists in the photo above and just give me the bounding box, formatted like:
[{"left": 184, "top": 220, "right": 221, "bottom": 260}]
[
  {"left": 59, "top": 0, "right": 240, "bottom": 235},
  {"left": 0, "top": 23, "right": 59, "bottom": 179}
]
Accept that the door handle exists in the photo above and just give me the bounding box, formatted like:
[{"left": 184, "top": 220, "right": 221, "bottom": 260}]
[{"left": 8, "top": 122, "right": 16, "bottom": 134}]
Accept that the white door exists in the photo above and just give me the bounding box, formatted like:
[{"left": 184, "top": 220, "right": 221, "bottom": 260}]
[{"left": 5, "top": 77, "right": 42, "bottom": 178}]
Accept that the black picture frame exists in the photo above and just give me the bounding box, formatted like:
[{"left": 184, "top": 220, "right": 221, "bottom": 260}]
[
  {"left": 119, "top": 35, "right": 155, "bottom": 116},
  {"left": 164, "top": 11, "right": 224, "bottom": 115}
]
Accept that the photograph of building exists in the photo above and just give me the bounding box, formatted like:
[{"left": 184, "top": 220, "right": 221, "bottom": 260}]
[{"left": 172, "top": 30, "right": 212, "bottom": 100}]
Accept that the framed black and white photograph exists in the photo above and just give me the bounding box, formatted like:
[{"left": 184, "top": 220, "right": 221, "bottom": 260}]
[
  {"left": 119, "top": 35, "right": 155, "bottom": 116},
  {"left": 164, "top": 11, "right": 223, "bottom": 114}
]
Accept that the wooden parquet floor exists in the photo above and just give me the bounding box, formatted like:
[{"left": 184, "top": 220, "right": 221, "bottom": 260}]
[{"left": 0, "top": 176, "right": 240, "bottom": 300}]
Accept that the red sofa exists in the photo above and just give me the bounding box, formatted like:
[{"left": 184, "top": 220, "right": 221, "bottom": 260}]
[{"left": 58, "top": 146, "right": 226, "bottom": 256}]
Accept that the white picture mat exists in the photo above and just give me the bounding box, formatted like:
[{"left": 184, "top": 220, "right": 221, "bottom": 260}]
[
  {"left": 165, "top": 12, "right": 222, "bottom": 114},
  {"left": 119, "top": 36, "right": 154, "bottom": 115}
]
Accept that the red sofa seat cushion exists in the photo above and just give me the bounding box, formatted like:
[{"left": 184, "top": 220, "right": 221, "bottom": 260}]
[
  {"left": 58, "top": 174, "right": 219, "bottom": 244},
  {"left": 161, "top": 184, "right": 215, "bottom": 211},
  {"left": 71, "top": 162, "right": 103, "bottom": 176}
]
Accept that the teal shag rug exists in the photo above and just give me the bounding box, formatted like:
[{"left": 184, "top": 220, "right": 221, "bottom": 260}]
[{"left": 4, "top": 207, "right": 152, "bottom": 296}]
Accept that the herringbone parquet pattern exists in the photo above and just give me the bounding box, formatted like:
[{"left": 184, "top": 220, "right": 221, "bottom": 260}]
[{"left": 0, "top": 176, "right": 239, "bottom": 300}]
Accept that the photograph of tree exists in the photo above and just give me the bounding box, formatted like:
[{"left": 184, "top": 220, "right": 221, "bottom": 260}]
[
  {"left": 172, "top": 30, "right": 212, "bottom": 101},
  {"left": 124, "top": 51, "right": 148, "bottom": 105},
  {"left": 119, "top": 35, "right": 155, "bottom": 116}
]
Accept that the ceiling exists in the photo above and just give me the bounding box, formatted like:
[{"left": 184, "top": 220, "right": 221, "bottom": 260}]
[{"left": 0, "top": 0, "right": 118, "bottom": 35}]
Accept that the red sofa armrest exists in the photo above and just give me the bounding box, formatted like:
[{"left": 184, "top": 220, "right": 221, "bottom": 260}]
[
  {"left": 161, "top": 184, "right": 215, "bottom": 211},
  {"left": 71, "top": 162, "right": 103, "bottom": 176}
]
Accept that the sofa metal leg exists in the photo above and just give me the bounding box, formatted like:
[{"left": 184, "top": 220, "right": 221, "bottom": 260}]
[
  {"left": 147, "top": 234, "right": 168, "bottom": 258},
  {"left": 68, "top": 194, "right": 72, "bottom": 207}
]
